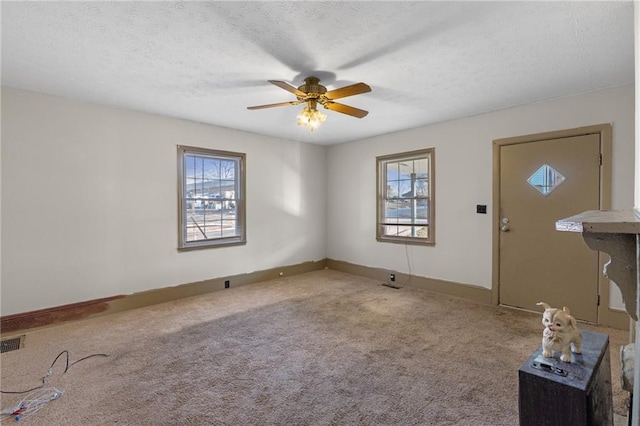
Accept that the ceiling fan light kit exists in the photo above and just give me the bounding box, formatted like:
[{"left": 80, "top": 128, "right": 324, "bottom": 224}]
[
  {"left": 296, "top": 104, "right": 326, "bottom": 131},
  {"left": 248, "top": 76, "right": 371, "bottom": 131}
]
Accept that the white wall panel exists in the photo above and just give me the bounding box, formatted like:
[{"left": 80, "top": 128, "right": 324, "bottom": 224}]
[
  {"left": 327, "top": 84, "right": 634, "bottom": 309},
  {"left": 1, "top": 88, "right": 327, "bottom": 315}
]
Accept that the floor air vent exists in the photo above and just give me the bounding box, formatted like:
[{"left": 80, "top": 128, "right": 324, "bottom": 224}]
[{"left": 1, "top": 335, "right": 25, "bottom": 353}]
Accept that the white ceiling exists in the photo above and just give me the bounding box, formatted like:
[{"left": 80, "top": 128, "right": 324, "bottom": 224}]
[{"left": 1, "top": 1, "right": 634, "bottom": 146}]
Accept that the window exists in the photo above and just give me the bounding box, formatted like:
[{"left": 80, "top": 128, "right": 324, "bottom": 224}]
[
  {"left": 527, "top": 164, "right": 566, "bottom": 196},
  {"left": 377, "top": 148, "right": 435, "bottom": 245},
  {"left": 178, "top": 146, "right": 246, "bottom": 250}
]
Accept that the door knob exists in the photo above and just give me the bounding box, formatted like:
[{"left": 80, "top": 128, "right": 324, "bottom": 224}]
[
  {"left": 501, "top": 225, "right": 510, "bottom": 232},
  {"left": 501, "top": 218, "right": 510, "bottom": 232}
]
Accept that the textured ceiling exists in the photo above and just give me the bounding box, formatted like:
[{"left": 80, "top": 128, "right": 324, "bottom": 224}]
[{"left": 1, "top": 1, "right": 634, "bottom": 145}]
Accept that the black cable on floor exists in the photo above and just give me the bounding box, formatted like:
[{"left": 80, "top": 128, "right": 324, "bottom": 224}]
[{"left": 1, "top": 350, "right": 108, "bottom": 394}]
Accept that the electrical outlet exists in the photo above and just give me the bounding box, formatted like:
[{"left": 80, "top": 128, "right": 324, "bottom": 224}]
[
  {"left": 390, "top": 274, "right": 395, "bottom": 282},
  {"left": 224, "top": 280, "right": 230, "bottom": 289}
]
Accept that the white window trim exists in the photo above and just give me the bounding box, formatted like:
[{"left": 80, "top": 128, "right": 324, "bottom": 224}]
[
  {"left": 177, "top": 145, "right": 246, "bottom": 251},
  {"left": 376, "top": 148, "right": 435, "bottom": 245}
]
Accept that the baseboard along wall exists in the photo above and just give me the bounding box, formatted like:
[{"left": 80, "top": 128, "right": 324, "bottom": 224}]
[
  {"left": 326, "top": 258, "right": 493, "bottom": 304},
  {"left": 1, "top": 258, "right": 628, "bottom": 334},
  {"left": 0, "top": 260, "right": 327, "bottom": 334}
]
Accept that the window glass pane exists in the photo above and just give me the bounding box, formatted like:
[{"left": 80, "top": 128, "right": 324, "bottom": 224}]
[
  {"left": 386, "top": 162, "right": 399, "bottom": 176},
  {"left": 416, "top": 199, "right": 428, "bottom": 220},
  {"left": 414, "top": 158, "right": 428, "bottom": 176},
  {"left": 186, "top": 226, "right": 202, "bottom": 242},
  {"left": 415, "top": 178, "right": 428, "bottom": 197},
  {"left": 397, "top": 201, "right": 413, "bottom": 218},
  {"left": 220, "top": 179, "right": 235, "bottom": 198},
  {"left": 398, "top": 179, "right": 412, "bottom": 198},
  {"left": 226, "top": 201, "right": 237, "bottom": 216},
  {"left": 187, "top": 223, "right": 205, "bottom": 241},
  {"left": 415, "top": 226, "right": 429, "bottom": 238},
  {"left": 185, "top": 155, "right": 195, "bottom": 179},
  {"left": 399, "top": 161, "right": 412, "bottom": 177},
  {"left": 194, "top": 157, "right": 204, "bottom": 195},
  {"left": 222, "top": 220, "right": 239, "bottom": 237},
  {"left": 203, "top": 157, "right": 218, "bottom": 178},
  {"left": 384, "top": 200, "right": 400, "bottom": 223},
  {"left": 386, "top": 180, "right": 399, "bottom": 199},
  {"left": 203, "top": 225, "right": 218, "bottom": 238},
  {"left": 222, "top": 209, "right": 236, "bottom": 227},
  {"left": 188, "top": 208, "right": 220, "bottom": 241},
  {"left": 383, "top": 224, "right": 399, "bottom": 237},
  {"left": 396, "top": 226, "right": 413, "bottom": 237},
  {"left": 407, "top": 160, "right": 416, "bottom": 175},
  {"left": 220, "top": 160, "right": 236, "bottom": 179}
]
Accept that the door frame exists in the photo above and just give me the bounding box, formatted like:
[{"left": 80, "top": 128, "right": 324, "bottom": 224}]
[{"left": 491, "top": 123, "right": 625, "bottom": 328}]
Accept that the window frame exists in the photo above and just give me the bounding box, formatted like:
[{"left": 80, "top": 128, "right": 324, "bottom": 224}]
[
  {"left": 177, "top": 145, "right": 246, "bottom": 251},
  {"left": 376, "top": 148, "right": 435, "bottom": 245}
]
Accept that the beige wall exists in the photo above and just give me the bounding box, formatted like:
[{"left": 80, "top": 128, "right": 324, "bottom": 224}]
[
  {"left": 327, "top": 84, "right": 634, "bottom": 310},
  {"left": 1, "top": 88, "right": 328, "bottom": 316}
]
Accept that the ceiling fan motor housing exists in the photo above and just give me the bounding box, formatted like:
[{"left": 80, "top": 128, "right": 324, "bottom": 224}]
[{"left": 298, "top": 76, "right": 326, "bottom": 97}]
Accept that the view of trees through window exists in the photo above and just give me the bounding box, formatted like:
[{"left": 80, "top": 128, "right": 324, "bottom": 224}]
[
  {"left": 377, "top": 149, "right": 434, "bottom": 244},
  {"left": 178, "top": 146, "right": 245, "bottom": 249}
]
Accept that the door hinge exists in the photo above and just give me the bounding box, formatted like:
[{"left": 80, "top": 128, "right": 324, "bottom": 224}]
[
  {"left": 597, "top": 294, "right": 600, "bottom": 306},
  {"left": 599, "top": 154, "right": 603, "bottom": 165}
]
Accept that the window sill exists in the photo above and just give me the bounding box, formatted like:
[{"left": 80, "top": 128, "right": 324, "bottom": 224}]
[
  {"left": 178, "top": 239, "right": 246, "bottom": 251},
  {"left": 377, "top": 237, "right": 435, "bottom": 246}
]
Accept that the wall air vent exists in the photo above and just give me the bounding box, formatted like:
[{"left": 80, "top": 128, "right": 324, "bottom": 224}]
[{"left": 1, "top": 335, "right": 25, "bottom": 353}]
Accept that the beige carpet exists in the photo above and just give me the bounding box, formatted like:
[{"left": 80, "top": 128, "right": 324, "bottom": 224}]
[{"left": 0, "top": 270, "right": 630, "bottom": 425}]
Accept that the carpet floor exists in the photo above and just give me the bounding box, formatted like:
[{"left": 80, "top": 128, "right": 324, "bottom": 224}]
[{"left": 0, "top": 270, "right": 630, "bottom": 425}]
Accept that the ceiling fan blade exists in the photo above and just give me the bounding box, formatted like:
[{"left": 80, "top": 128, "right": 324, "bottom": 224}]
[
  {"left": 247, "top": 101, "right": 300, "bottom": 110},
  {"left": 268, "top": 80, "right": 307, "bottom": 97},
  {"left": 325, "top": 82, "right": 371, "bottom": 100},
  {"left": 323, "top": 102, "right": 369, "bottom": 118}
]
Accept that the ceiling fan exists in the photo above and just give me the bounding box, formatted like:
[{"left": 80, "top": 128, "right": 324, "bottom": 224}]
[{"left": 247, "top": 76, "right": 371, "bottom": 131}]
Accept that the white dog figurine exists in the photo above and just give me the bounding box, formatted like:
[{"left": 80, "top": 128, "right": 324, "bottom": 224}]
[{"left": 536, "top": 302, "right": 582, "bottom": 363}]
